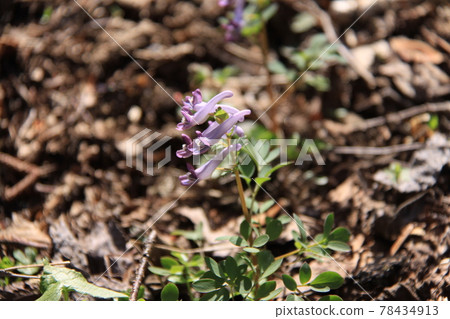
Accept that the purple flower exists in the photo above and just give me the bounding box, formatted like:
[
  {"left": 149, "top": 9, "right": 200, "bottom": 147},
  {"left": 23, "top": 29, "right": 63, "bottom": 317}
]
[
  {"left": 176, "top": 109, "right": 251, "bottom": 158},
  {"left": 218, "top": 0, "right": 232, "bottom": 7},
  {"left": 177, "top": 88, "right": 250, "bottom": 186},
  {"left": 177, "top": 90, "right": 234, "bottom": 131},
  {"left": 179, "top": 144, "right": 242, "bottom": 186},
  {"left": 196, "top": 109, "right": 250, "bottom": 146},
  {"left": 222, "top": 0, "right": 245, "bottom": 42}
]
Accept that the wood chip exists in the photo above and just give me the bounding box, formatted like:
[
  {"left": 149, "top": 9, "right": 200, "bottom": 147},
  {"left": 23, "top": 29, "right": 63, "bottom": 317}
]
[
  {"left": 0, "top": 213, "right": 51, "bottom": 249},
  {"left": 390, "top": 223, "right": 415, "bottom": 256},
  {"left": 390, "top": 36, "right": 444, "bottom": 64}
]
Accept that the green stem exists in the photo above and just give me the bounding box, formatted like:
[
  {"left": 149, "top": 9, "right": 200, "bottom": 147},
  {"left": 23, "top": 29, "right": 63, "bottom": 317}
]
[
  {"left": 249, "top": 184, "right": 260, "bottom": 215},
  {"left": 274, "top": 241, "right": 324, "bottom": 260},
  {"left": 275, "top": 248, "right": 301, "bottom": 260},
  {"left": 234, "top": 168, "right": 251, "bottom": 224}
]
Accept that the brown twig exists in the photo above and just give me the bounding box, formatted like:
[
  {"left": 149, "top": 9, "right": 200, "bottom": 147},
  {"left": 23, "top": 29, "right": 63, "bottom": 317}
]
[
  {"left": 153, "top": 243, "right": 239, "bottom": 254},
  {"left": 333, "top": 143, "right": 422, "bottom": 156},
  {"left": 356, "top": 101, "right": 450, "bottom": 132},
  {"left": 0, "top": 261, "right": 70, "bottom": 272},
  {"left": 332, "top": 141, "right": 450, "bottom": 156},
  {"left": 0, "top": 261, "right": 71, "bottom": 280},
  {"left": 130, "top": 230, "right": 157, "bottom": 301},
  {"left": 0, "top": 152, "right": 55, "bottom": 201}
]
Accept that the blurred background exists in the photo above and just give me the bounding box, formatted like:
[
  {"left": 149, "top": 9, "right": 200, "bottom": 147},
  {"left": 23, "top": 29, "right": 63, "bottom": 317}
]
[{"left": 0, "top": 0, "right": 448, "bottom": 300}]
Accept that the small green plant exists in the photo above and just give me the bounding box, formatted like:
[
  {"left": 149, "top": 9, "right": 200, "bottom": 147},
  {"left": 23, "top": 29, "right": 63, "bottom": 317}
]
[
  {"left": 269, "top": 34, "right": 345, "bottom": 92},
  {"left": 149, "top": 252, "right": 205, "bottom": 285},
  {"left": 38, "top": 262, "right": 127, "bottom": 301},
  {"left": 191, "top": 212, "right": 348, "bottom": 300},
  {"left": 149, "top": 252, "right": 205, "bottom": 300},
  {"left": 1, "top": 249, "right": 126, "bottom": 300},
  {"left": 157, "top": 88, "right": 351, "bottom": 301},
  {"left": 0, "top": 256, "right": 15, "bottom": 286},
  {"left": 0, "top": 247, "right": 42, "bottom": 287},
  {"left": 161, "top": 283, "right": 179, "bottom": 301}
]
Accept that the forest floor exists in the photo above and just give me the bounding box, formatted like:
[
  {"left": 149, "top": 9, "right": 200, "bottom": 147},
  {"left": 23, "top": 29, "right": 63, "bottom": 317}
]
[{"left": 0, "top": 0, "right": 449, "bottom": 300}]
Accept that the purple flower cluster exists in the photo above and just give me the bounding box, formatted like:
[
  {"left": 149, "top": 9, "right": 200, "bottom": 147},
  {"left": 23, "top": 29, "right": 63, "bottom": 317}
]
[
  {"left": 219, "top": 0, "right": 245, "bottom": 42},
  {"left": 177, "top": 89, "right": 250, "bottom": 186}
]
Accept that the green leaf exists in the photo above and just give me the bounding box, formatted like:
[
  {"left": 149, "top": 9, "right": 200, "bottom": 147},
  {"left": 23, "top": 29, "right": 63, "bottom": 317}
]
[
  {"left": 160, "top": 257, "right": 179, "bottom": 270},
  {"left": 305, "top": 74, "right": 330, "bottom": 92},
  {"left": 319, "top": 295, "right": 343, "bottom": 301},
  {"left": 308, "top": 246, "right": 328, "bottom": 257},
  {"left": 0, "top": 256, "right": 14, "bottom": 270},
  {"left": 259, "top": 200, "right": 275, "bottom": 214},
  {"left": 241, "top": 18, "right": 263, "bottom": 37},
  {"left": 161, "top": 283, "right": 179, "bottom": 301},
  {"left": 192, "top": 279, "right": 220, "bottom": 293},
  {"left": 266, "top": 219, "right": 282, "bottom": 241},
  {"left": 205, "top": 257, "right": 223, "bottom": 278},
  {"left": 13, "top": 249, "right": 39, "bottom": 275},
  {"left": 229, "top": 236, "right": 249, "bottom": 247},
  {"left": 224, "top": 257, "right": 238, "bottom": 281},
  {"left": 254, "top": 177, "right": 271, "bottom": 186},
  {"left": 237, "top": 276, "right": 253, "bottom": 295},
  {"left": 328, "top": 227, "right": 351, "bottom": 243},
  {"left": 323, "top": 213, "right": 334, "bottom": 238},
  {"left": 168, "top": 265, "right": 184, "bottom": 275},
  {"left": 268, "top": 60, "right": 288, "bottom": 74},
  {"left": 240, "top": 220, "right": 252, "bottom": 241},
  {"left": 293, "top": 215, "right": 307, "bottom": 242},
  {"left": 214, "top": 107, "right": 230, "bottom": 124},
  {"left": 261, "top": 258, "right": 283, "bottom": 279},
  {"left": 25, "top": 247, "right": 38, "bottom": 260},
  {"left": 13, "top": 249, "right": 29, "bottom": 264},
  {"left": 282, "top": 274, "right": 298, "bottom": 291},
  {"left": 261, "top": 3, "right": 278, "bottom": 22},
  {"left": 171, "top": 222, "right": 204, "bottom": 242},
  {"left": 291, "top": 12, "right": 317, "bottom": 33},
  {"left": 239, "top": 160, "right": 256, "bottom": 178},
  {"left": 37, "top": 283, "right": 63, "bottom": 301},
  {"left": 253, "top": 234, "right": 269, "bottom": 248},
  {"left": 241, "top": 142, "right": 261, "bottom": 171},
  {"left": 200, "top": 287, "right": 230, "bottom": 301},
  {"left": 299, "top": 263, "right": 312, "bottom": 284},
  {"left": 261, "top": 287, "right": 282, "bottom": 301},
  {"left": 243, "top": 247, "right": 260, "bottom": 253},
  {"left": 314, "top": 233, "right": 326, "bottom": 243},
  {"left": 255, "top": 281, "right": 276, "bottom": 300},
  {"left": 265, "top": 148, "right": 280, "bottom": 163},
  {"left": 310, "top": 286, "right": 330, "bottom": 293},
  {"left": 257, "top": 250, "right": 274, "bottom": 272},
  {"left": 39, "top": 265, "right": 127, "bottom": 300},
  {"left": 286, "top": 294, "right": 304, "bottom": 301},
  {"left": 428, "top": 114, "right": 439, "bottom": 130},
  {"left": 278, "top": 215, "right": 291, "bottom": 225},
  {"left": 149, "top": 266, "right": 172, "bottom": 276},
  {"left": 309, "top": 271, "right": 344, "bottom": 290},
  {"left": 263, "top": 162, "right": 292, "bottom": 178},
  {"left": 247, "top": 124, "right": 277, "bottom": 140},
  {"left": 186, "top": 254, "right": 204, "bottom": 268},
  {"left": 326, "top": 241, "right": 351, "bottom": 252},
  {"left": 215, "top": 235, "right": 231, "bottom": 241}
]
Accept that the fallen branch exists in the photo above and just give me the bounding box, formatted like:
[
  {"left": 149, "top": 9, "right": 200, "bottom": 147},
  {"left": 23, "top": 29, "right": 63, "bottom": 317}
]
[
  {"left": 130, "top": 230, "right": 157, "bottom": 301},
  {"left": 358, "top": 101, "right": 450, "bottom": 131},
  {"left": 0, "top": 152, "right": 55, "bottom": 201},
  {"left": 333, "top": 141, "right": 450, "bottom": 156},
  {"left": 0, "top": 261, "right": 71, "bottom": 280}
]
